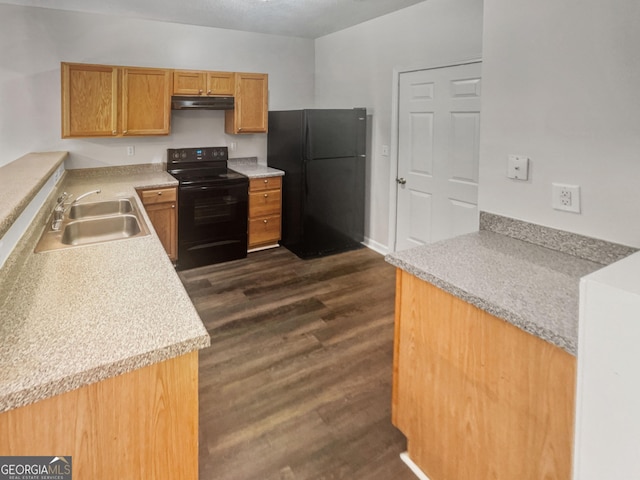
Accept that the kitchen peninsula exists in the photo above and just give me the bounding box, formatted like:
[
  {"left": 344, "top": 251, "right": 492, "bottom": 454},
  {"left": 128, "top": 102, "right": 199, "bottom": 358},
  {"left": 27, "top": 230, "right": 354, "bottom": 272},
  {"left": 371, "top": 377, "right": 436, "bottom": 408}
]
[
  {"left": 386, "top": 213, "right": 636, "bottom": 480},
  {"left": 0, "top": 152, "right": 210, "bottom": 479}
]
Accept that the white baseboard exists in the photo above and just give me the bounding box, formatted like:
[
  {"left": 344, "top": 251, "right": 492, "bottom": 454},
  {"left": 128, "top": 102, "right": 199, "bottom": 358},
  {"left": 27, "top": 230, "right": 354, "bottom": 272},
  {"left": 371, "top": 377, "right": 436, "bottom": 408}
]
[
  {"left": 400, "top": 452, "right": 430, "bottom": 480},
  {"left": 363, "top": 237, "right": 389, "bottom": 256}
]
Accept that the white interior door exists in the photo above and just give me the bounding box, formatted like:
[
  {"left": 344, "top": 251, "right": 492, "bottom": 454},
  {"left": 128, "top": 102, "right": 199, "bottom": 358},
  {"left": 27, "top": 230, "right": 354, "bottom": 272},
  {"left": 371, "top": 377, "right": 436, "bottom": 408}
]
[{"left": 395, "top": 62, "right": 481, "bottom": 251}]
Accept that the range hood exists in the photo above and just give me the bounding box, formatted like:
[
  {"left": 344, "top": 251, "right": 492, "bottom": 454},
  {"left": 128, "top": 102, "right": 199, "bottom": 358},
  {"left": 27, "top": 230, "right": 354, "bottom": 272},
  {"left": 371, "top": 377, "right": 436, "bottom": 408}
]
[{"left": 171, "top": 96, "right": 234, "bottom": 110}]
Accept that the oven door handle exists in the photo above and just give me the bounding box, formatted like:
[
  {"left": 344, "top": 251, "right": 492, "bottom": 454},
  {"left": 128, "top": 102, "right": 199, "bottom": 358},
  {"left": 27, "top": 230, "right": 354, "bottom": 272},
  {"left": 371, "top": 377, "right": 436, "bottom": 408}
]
[{"left": 180, "top": 184, "right": 222, "bottom": 191}]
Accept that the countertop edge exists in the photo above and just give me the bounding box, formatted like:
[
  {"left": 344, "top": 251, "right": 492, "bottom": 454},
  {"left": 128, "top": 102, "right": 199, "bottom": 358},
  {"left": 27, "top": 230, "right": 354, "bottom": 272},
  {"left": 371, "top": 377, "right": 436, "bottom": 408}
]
[
  {"left": 0, "top": 152, "right": 68, "bottom": 238},
  {"left": 0, "top": 334, "right": 210, "bottom": 414},
  {"left": 228, "top": 161, "right": 285, "bottom": 179},
  {"left": 385, "top": 246, "right": 577, "bottom": 355}
]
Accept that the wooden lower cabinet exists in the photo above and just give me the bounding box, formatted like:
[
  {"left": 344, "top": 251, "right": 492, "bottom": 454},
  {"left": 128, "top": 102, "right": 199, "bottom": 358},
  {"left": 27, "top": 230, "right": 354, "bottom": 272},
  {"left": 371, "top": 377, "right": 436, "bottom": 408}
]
[
  {"left": 248, "top": 176, "right": 282, "bottom": 251},
  {"left": 137, "top": 187, "right": 178, "bottom": 261},
  {"left": 0, "top": 352, "right": 199, "bottom": 480},
  {"left": 392, "top": 269, "right": 576, "bottom": 480}
]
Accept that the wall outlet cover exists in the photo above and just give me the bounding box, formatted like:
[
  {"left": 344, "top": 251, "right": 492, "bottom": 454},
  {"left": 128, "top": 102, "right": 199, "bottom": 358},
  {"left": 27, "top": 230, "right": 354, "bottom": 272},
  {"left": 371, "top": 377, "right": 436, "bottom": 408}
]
[{"left": 552, "top": 183, "right": 581, "bottom": 213}]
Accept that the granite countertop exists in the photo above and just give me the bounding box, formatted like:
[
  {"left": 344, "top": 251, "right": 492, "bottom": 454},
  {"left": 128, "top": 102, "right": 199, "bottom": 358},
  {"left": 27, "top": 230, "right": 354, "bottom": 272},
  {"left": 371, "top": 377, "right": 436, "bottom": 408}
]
[
  {"left": 0, "top": 166, "right": 210, "bottom": 413},
  {"left": 228, "top": 157, "right": 284, "bottom": 178},
  {"left": 385, "top": 215, "right": 637, "bottom": 356}
]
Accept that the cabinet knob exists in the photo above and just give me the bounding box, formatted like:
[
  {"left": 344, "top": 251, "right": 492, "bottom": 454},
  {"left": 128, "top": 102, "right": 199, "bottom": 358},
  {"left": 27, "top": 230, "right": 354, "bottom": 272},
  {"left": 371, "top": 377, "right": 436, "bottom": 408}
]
[
  {"left": 263, "top": 179, "right": 268, "bottom": 183},
  {"left": 263, "top": 219, "right": 268, "bottom": 224},
  {"left": 207, "top": 90, "right": 212, "bottom": 94},
  {"left": 199, "top": 89, "right": 203, "bottom": 94},
  {"left": 264, "top": 193, "right": 268, "bottom": 198},
  {"left": 157, "top": 191, "right": 162, "bottom": 195},
  {"left": 112, "top": 130, "right": 117, "bottom": 135},
  {"left": 171, "top": 204, "right": 175, "bottom": 208},
  {"left": 123, "top": 130, "right": 128, "bottom": 135}
]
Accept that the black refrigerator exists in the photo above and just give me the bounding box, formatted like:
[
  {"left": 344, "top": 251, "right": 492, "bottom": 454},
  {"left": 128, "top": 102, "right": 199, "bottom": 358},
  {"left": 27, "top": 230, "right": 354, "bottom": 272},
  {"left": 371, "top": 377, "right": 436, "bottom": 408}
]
[{"left": 267, "top": 108, "right": 366, "bottom": 259}]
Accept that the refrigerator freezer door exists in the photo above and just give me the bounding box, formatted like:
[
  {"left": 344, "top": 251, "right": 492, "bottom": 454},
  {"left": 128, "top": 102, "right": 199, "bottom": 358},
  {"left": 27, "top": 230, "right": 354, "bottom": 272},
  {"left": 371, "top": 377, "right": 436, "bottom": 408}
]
[{"left": 305, "top": 109, "right": 366, "bottom": 160}]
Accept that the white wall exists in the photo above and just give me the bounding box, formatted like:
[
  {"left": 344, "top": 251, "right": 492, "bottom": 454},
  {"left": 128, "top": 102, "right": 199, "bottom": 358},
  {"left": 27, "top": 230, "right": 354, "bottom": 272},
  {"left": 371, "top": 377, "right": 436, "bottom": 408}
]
[
  {"left": 480, "top": 0, "right": 640, "bottom": 247},
  {"left": 0, "top": 4, "right": 315, "bottom": 168},
  {"left": 314, "top": 0, "right": 484, "bottom": 252}
]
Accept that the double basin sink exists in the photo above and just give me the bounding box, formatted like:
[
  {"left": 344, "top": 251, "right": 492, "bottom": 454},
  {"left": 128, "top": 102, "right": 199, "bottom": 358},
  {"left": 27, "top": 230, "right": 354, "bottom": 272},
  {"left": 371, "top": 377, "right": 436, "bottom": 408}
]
[{"left": 35, "top": 197, "right": 150, "bottom": 252}]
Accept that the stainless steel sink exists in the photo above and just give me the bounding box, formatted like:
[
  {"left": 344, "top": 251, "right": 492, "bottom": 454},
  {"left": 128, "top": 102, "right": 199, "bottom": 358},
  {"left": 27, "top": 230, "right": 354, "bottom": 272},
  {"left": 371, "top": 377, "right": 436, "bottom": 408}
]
[
  {"left": 35, "top": 196, "right": 150, "bottom": 252},
  {"left": 68, "top": 198, "right": 133, "bottom": 219},
  {"left": 61, "top": 214, "right": 143, "bottom": 246}
]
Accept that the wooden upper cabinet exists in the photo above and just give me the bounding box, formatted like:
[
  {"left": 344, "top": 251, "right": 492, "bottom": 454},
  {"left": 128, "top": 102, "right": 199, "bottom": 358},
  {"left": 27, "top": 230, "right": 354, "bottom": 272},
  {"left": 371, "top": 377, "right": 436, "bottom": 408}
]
[
  {"left": 225, "top": 73, "right": 268, "bottom": 134},
  {"left": 173, "top": 70, "right": 235, "bottom": 96},
  {"left": 122, "top": 67, "right": 172, "bottom": 136},
  {"left": 62, "top": 63, "right": 118, "bottom": 138},
  {"left": 206, "top": 71, "right": 235, "bottom": 96},
  {"left": 61, "top": 62, "right": 172, "bottom": 138}
]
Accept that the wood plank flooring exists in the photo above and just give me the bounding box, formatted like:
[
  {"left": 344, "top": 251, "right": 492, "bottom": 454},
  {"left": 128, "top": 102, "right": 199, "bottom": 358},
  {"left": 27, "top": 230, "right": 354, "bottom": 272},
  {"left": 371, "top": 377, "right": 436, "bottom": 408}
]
[{"left": 179, "top": 246, "right": 415, "bottom": 480}]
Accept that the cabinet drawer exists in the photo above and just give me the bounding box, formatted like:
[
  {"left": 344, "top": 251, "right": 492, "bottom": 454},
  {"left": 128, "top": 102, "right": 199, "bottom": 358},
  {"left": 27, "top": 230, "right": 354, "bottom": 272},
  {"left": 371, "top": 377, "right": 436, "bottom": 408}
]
[
  {"left": 249, "top": 176, "right": 282, "bottom": 192},
  {"left": 249, "top": 215, "right": 281, "bottom": 247},
  {"left": 139, "top": 187, "right": 177, "bottom": 205},
  {"left": 249, "top": 190, "right": 281, "bottom": 217}
]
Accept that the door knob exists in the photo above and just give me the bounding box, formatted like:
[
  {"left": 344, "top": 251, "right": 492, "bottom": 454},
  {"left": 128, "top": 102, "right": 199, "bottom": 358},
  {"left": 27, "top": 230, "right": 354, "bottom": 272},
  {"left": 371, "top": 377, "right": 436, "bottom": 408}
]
[{"left": 396, "top": 178, "right": 407, "bottom": 185}]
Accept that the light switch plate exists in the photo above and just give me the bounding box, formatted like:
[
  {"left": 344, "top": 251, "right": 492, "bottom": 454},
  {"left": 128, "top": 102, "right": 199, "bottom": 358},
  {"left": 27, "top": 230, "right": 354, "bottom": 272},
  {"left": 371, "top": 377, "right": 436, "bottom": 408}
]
[{"left": 507, "top": 155, "right": 529, "bottom": 180}]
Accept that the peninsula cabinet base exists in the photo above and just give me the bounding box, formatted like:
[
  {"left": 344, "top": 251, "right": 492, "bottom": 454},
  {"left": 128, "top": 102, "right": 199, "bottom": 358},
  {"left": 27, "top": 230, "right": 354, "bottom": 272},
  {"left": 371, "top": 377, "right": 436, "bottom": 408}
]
[
  {"left": 392, "top": 269, "right": 576, "bottom": 480},
  {"left": 0, "top": 351, "right": 199, "bottom": 480}
]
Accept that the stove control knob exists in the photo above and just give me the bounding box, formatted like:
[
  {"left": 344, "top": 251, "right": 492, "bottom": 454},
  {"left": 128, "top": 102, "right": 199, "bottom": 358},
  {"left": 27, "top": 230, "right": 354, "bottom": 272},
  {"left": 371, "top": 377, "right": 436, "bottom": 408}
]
[{"left": 181, "top": 152, "right": 187, "bottom": 159}]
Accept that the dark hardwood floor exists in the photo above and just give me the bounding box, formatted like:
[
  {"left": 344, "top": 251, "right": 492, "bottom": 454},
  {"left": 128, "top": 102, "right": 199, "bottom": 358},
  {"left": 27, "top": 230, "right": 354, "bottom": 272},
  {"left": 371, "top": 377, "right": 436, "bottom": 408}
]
[{"left": 179, "top": 246, "right": 415, "bottom": 480}]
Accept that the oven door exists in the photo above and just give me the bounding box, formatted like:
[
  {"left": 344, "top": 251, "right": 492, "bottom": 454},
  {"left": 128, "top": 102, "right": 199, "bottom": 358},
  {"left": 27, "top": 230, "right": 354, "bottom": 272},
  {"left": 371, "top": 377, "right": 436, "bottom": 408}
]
[{"left": 177, "top": 181, "right": 248, "bottom": 269}]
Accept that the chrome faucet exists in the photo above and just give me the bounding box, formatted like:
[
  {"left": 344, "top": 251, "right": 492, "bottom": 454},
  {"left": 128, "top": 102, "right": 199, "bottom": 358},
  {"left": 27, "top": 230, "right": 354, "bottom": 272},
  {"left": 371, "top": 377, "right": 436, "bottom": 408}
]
[
  {"left": 50, "top": 189, "right": 101, "bottom": 231},
  {"left": 72, "top": 189, "right": 101, "bottom": 204},
  {"left": 51, "top": 192, "right": 72, "bottom": 231}
]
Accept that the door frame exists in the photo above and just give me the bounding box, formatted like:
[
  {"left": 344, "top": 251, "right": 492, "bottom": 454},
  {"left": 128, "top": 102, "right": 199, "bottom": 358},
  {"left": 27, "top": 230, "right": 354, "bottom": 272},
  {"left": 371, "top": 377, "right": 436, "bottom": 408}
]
[{"left": 387, "top": 58, "right": 482, "bottom": 253}]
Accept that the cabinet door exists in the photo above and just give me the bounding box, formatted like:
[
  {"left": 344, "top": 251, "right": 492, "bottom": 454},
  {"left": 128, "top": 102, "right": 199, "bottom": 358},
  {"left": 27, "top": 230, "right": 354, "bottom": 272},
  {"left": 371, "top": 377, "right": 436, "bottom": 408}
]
[
  {"left": 249, "top": 215, "right": 281, "bottom": 248},
  {"left": 138, "top": 187, "right": 178, "bottom": 261},
  {"left": 225, "top": 73, "right": 268, "bottom": 134},
  {"left": 61, "top": 63, "right": 118, "bottom": 138},
  {"left": 206, "top": 72, "right": 235, "bottom": 96},
  {"left": 122, "top": 68, "right": 172, "bottom": 136},
  {"left": 173, "top": 70, "right": 206, "bottom": 95},
  {"left": 145, "top": 201, "right": 178, "bottom": 262}
]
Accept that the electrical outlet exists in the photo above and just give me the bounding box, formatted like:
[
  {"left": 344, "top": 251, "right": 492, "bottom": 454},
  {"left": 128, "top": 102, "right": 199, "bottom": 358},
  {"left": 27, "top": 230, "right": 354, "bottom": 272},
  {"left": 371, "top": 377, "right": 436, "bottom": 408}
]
[
  {"left": 552, "top": 183, "right": 581, "bottom": 213},
  {"left": 127, "top": 146, "right": 135, "bottom": 156}
]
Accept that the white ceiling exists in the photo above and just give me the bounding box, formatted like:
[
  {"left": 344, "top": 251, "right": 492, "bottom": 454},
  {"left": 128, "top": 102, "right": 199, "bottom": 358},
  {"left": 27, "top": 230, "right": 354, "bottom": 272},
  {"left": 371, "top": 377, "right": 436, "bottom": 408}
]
[{"left": 0, "top": 0, "right": 427, "bottom": 38}]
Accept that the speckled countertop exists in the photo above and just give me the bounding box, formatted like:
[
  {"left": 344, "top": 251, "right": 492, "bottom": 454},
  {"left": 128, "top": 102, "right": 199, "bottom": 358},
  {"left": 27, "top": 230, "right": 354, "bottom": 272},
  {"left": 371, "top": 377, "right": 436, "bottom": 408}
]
[
  {"left": 0, "top": 164, "right": 210, "bottom": 413},
  {"left": 386, "top": 214, "right": 637, "bottom": 356},
  {"left": 0, "top": 152, "right": 67, "bottom": 238},
  {"left": 228, "top": 157, "right": 284, "bottom": 178}
]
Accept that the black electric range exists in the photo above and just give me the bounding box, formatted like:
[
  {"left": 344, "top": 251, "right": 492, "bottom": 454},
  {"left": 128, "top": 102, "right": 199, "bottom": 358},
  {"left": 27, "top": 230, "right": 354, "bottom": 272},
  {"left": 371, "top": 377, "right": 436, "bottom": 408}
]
[{"left": 167, "top": 147, "right": 248, "bottom": 270}]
